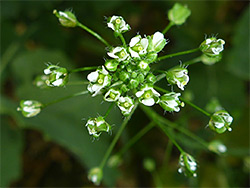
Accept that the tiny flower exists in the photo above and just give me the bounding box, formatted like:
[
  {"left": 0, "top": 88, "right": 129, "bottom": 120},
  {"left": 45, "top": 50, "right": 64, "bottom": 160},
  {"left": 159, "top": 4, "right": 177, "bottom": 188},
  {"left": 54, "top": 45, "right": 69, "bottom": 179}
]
[
  {"left": 85, "top": 116, "right": 111, "bottom": 138},
  {"left": 33, "top": 75, "right": 50, "bottom": 89},
  {"left": 87, "top": 66, "right": 111, "bottom": 96},
  {"left": 117, "top": 96, "right": 135, "bottom": 116},
  {"left": 138, "top": 60, "right": 150, "bottom": 72},
  {"left": 53, "top": 9, "right": 77, "bottom": 27},
  {"left": 166, "top": 67, "right": 189, "bottom": 90},
  {"left": 107, "top": 47, "right": 130, "bottom": 62},
  {"left": 104, "top": 59, "right": 119, "bottom": 72},
  {"left": 168, "top": 3, "right": 191, "bottom": 25},
  {"left": 17, "top": 100, "right": 43, "bottom": 118},
  {"left": 208, "top": 140, "right": 227, "bottom": 154},
  {"left": 107, "top": 15, "right": 130, "bottom": 34},
  {"left": 200, "top": 37, "right": 225, "bottom": 57},
  {"left": 208, "top": 110, "right": 233, "bottom": 134},
  {"left": 44, "top": 65, "right": 69, "bottom": 87},
  {"left": 178, "top": 153, "right": 197, "bottom": 177},
  {"left": 88, "top": 167, "right": 103, "bottom": 186},
  {"left": 147, "top": 31, "right": 167, "bottom": 53},
  {"left": 159, "top": 92, "right": 184, "bottom": 112},
  {"left": 129, "top": 35, "right": 149, "bottom": 58},
  {"left": 104, "top": 88, "right": 121, "bottom": 102},
  {"left": 135, "top": 85, "right": 160, "bottom": 106}
]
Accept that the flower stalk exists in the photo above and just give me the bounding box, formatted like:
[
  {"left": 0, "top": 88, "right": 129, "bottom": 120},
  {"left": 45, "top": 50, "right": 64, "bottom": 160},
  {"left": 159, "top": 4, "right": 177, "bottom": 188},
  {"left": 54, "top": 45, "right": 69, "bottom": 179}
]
[{"left": 157, "top": 48, "right": 200, "bottom": 61}]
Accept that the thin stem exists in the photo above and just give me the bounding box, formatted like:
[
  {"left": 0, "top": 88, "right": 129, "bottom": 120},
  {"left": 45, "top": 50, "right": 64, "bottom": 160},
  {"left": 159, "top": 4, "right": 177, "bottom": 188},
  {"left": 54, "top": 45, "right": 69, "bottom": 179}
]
[
  {"left": 152, "top": 171, "right": 163, "bottom": 188},
  {"left": 43, "top": 90, "right": 88, "bottom": 108},
  {"left": 103, "top": 103, "right": 115, "bottom": 119},
  {"left": 180, "top": 97, "right": 211, "bottom": 117},
  {"left": 69, "top": 66, "right": 98, "bottom": 73},
  {"left": 157, "top": 48, "right": 200, "bottom": 61},
  {"left": 164, "top": 140, "right": 173, "bottom": 165},
  {"left": 76, "top": 22, "right": 111, "bottom": 47},
  {"left": 183, "top": 56, "right": 202, "bottom": 66},
  {"left": 154, "top": 85, "right": 211, "bottom": 117},
  {"left": 99, "top": 102, "right": 138, "bottom": 170},
  {"left": 117, "top": 121, "right": 155, "bottom": 156},
  {"left": 162, "top": 21, "right": 175, "bottom": 34},
  {"left": 140, "top": 105, "right": 209, "bottom": 150},
  {"left": 155, "top": 73, "right": 166, "bottom": 82},
  {"left": 118, "top": 33, "right": 127, "bottom": 48}
]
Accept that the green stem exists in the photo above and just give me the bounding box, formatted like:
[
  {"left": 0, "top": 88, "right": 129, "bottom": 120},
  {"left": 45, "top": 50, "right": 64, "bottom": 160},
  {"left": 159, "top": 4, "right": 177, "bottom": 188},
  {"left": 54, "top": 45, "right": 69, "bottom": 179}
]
[
  {"left": 157, "top": 48, "right": 200, "bottom": 61},
  {"left": 69, "top": 66, "right": 98, "bottom": 73},
  {"left": 99, "top": 102, "right": 138, "bottom": 170},
  {"left": 164, "top": 140, "right": 173, "bottom": 165},
  {"left": 103, "top": 103, "right": 115, "bottom": 119},
  {"left": 140, "top": 105, "right": 209, "bottom": 150},
  {"left": 43, "top": 90, "right": 88, "bottom": 108},
  {"left": 77, "top": 22, "right": 111, "bottom": 47},
  {"left": 180, "top": 97, "right": 211, "bottom": 117},
  {"left": 152, "top": 171, "right": 163, "bottom": 188},
  {"left": 162, "top": 21, "right": 175, "bottom": 34},
  {"left": 118, "top": 33, "right": 127, "bottom": 48},
  {"left": 154, "top": 85, "right": 211, "bottom": 117},
  {"left": 117, "top": 121, "right": 155, "bottom": 156},
  {"left": 183, "top": 56, "right": 202, "bottom": 66},
  {"left": 155, "top": 73, "right": 166, "bottom": 82}
]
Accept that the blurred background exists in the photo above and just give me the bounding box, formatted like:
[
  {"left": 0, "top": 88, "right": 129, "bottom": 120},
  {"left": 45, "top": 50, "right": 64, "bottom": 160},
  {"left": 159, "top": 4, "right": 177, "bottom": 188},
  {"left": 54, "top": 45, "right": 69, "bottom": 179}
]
[{"left": 1, "top": 1, "right": 249, "bottom": 187}]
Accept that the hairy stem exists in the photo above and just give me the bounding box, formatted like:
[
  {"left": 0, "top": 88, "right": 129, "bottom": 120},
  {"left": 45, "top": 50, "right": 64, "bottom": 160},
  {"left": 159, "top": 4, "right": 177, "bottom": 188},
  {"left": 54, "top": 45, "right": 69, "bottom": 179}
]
[
  {"left": 157, "top": 48, "right": 200, "bottom": 61},
  {"left": 103, "top": 103, "right": 115, "bottom": 119}
]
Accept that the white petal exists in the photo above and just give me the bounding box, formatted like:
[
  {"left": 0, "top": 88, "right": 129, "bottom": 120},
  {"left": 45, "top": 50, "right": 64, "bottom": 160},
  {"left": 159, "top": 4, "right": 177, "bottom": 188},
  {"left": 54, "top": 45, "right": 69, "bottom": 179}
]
[
  {"left": 135, "top": 91, "right": 144, "bottom": 98},
  {"left": 141, "top": 38, "right": 149, "bottom": 49},
  {"left": 129, "top": 35, "right": 141, "bottom": 47},
  {"left": 141, "top": 98, "right": 155, "bottom": 106},
  {"left": 151, "top": 88, "right": 161, "bottom": 97},
  {"left": 152, "top": 31, "right": 164, "bottom": 46},
  {"left": 52, "top": 79, "right": 63, "bottom": 86},
  {"left": 23, "top": 101, "right": 33, "bottom": 105},
  {"left": 87, "top": 71, "right": 99, "bottom": 82},
  {"left": 129, "top": 48, "right": 140, "bottom": 58},
  {"left": 107, "top": 22, "right": 115, "bottom": 30},
  {"left": 215, "top": 122, "right": 224, "bottom": 129},
  {"left": 44, "top": 69, "right": 51, "bottom": 75}
]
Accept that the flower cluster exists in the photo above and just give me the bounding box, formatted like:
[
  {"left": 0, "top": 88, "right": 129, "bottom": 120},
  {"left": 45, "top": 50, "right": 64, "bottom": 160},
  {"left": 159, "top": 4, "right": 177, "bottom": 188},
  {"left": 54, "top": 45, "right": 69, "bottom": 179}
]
[{"left": 86, "top": 16, "right": 184, "bottom": 122}]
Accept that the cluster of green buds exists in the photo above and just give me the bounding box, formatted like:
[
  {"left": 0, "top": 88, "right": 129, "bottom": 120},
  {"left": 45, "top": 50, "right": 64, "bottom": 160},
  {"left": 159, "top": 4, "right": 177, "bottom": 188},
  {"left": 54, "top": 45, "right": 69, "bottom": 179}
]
[
  {"left": 178, "top": 153, "right": 197, "bottom": 177},
  {"left": 208, "top": 110, "right": 233, "bottom": 134},
  {"left": 200, "top": 37, "right": 225, "bottom": 65},
  {"left": 17, "top": 100, "right": 43, "bottom": 118},
  {"left": 43, "top": 65, "right": 69, "bottom": 87},
  {"left": 86, "top": 15, "right": 184, "bottom": 119},
  {"left": 85, "top": 116, "right": 111, "bottom": 138}
]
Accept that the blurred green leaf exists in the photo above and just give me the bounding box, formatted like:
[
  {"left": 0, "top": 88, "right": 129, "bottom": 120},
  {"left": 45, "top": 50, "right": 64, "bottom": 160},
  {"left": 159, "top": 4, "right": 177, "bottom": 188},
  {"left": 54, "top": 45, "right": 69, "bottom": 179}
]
[{"left": 226, "top": 5, "right": 250, "bottom": 80}]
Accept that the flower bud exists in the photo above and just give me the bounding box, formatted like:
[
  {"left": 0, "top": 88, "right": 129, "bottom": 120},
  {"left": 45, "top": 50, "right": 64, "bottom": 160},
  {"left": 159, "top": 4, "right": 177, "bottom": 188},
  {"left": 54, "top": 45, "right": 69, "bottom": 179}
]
[
  {"left": 147, "top": 31, "right": 167, "bottom": 53},
  {"left": 135, "top": 85, "right": 160, "bottom": 106},
  {"left": 17, "top": 100, "right": 42, "bottom": 118},
  {"left": 104, "top": 59, "right": 119, "bottom": 72},
  {"left": 208, "top": 140, "right": 227, "bottom": 154},
  {"left": 168, "top": 3, "right": 191, "bottom": 25},
  {"left": 107, "top": 15, "right": 130, "bottom": 34},
  {"left": 144, "top": 52, "right": 158, "bottom": 64},
  {"left": 85, "top": 116, "right": 111, "bottom": 138},
  {"left": 87, "top": 66, "right": 111, "bottom": 96},
  {"left": 178, "top": 153, "right": 197, "bottom": 177},
  {"left": 200, "top": 37, "right": 225, "bottom": 57},
  {"left": 143, "top": 158, "right": 156, "bottom": 172},
  {"left": 53, "top": 9, "right": 77, "bottom": 27},
  {"left": 119, "top": 71, "right": 130, "bottom": 82},
  {"left": 201, "top": 53, "right": 222, "bottom": 65},
  {"left": 209, "top": 110, "right": 233, "bottom": 134},
  {"left": 107, "top": 47, "right": 130, "bottom": 62},
  {"left": 120, "top": 84, "right": 129, "bottom": 93},
  {"left": 33, "top": 75, "right": 50, "bottom": 89},
  {"left": 128, "top": 79, "right": 139, "bottom": 89},
  {"left": 138, "top": 60, "right": 150, "bottom": 72},
  {"left": 117, "top": 96, "right": 135, "bottom": 116},
  {"left": 166, "top": 67, "right": 189, "bottom": 90},
  {"left": 146, "top": 73, "right": 156, "bottom": 83},
  {"left": 108, "top": 155, "right": 122, "bottom": 168},
  {"left": 104, "top": 88, "right": 121, "bottom": 102},
  {"left": 88, "top": 167, "right": 103, "bottom": 186},
  {"left": 129, "top": 35, "right": 149, "bottom": 58},
  {"left": 44, "top": 65, "right": 69, "bottom": 87},
  {"left": 159, "top": 92, "right": 184, "bottom": 112}
]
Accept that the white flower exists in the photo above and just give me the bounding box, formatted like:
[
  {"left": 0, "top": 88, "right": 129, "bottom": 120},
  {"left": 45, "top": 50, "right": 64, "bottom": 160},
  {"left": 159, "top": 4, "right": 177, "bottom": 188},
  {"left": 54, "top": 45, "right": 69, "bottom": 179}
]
[
  {"left": 17, "top": 100, "right": 42, "bottom": 118},
  {"left": 135, "top": 85, "right": 160, "bottom": 106},
  {"left": 117, "top": 96, "right": 135, "bottom": 116},
  {"left": 104, "top": 88, "right": 121, "bottom": 102},
  {"left": 107, "top": 15, "right": 130, "bottom": 34},
  {"left": 159, "top": 92, "right": 184, "bottom": 112},
  {"left": 148, "top": 31, "right": 167, "bottom": 53},
  {"left": 129, "top": 35, "right": 149, "bottom": 58},
  {"left": 87, "top": 66, "right": 111, "bottom": 96},
  {"left": 200, "top": 37, "right": 225, "bottom": 56},
  {"left": 166, "top": 67, "right": 189, "bottom": 90},
  {"left": 107, "top": 47, "right": 129, "bottom": 62},
  {"left": 178, "top": 153, "right": 197, "bottom": 177},
  {"left": 85, "top": 116, "right": 111, "bottom": 138},
  {"left": 44, "top": 65, "right": 69, "bottom": 87}
]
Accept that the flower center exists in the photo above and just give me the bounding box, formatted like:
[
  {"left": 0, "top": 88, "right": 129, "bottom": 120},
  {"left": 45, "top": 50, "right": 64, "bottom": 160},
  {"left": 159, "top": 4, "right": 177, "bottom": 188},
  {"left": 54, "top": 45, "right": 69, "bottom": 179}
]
[
  {"left": 124, "top": 102, "right": 130, "bottom": 108},
  {"left": 138, "top": 46, "right": 143, "bottom": 51},
  {"left": 110, "top": 92, "right": 116, "bottom": 99},
  {"left": 145, "top": 92, "right": 151, "bottom": 99},
  {"left": 115, "top": 18, "right": 121, "bottom": 24},
  {"left": 120, "top": 51, "right": 125, "bottom": 57},
  {"left": 98, "top": 78, "right": 104, "bottom": 84}
]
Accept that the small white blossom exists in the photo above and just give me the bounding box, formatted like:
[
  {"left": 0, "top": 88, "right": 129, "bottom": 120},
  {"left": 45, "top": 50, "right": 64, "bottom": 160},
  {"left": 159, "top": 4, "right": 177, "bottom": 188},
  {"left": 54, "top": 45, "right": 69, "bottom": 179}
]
[
  {"left": 104, "top": 88, "right": 121, "bottom": 102},
  {"left": 178, "top": 153, "right": 197, "bottom": 177},
  {"left": 17, "top": 100, "right": 42, "bottom": 118},
  {"left": 129, "top": 35, "right": 149, "bottom": 58},
  {"left": 107, "top": 15, "right": 130, "bottom": 34},
  {"left": 53, "top": 9, "right": 77, "bottom": 27},
  {"left": 85, "top": 116, "right": 111, "bottom": 138},
  {"left": 159, "top": 92, "right": 184, "bottom": 112},
  {"left": 117, "top": 96, "right": 135, "bottom": 116},
  {"left": 135, "top": 85, "right": 160, "bottom": 106},
  {"left": 87, "top": 66, "right": 111, "bottom": 96},
  {"left": 107, "top": 47, "right": 130, "bottom": 62},
  {"left": 44, "top": 65, "right": 69, "bottom": 87},
  {"left": 200, "top": 37, "right": 225, "bottom": 56},
  {"left": 166, "top": 67, "right": 189, "bottom": 90},
  {"left": 148, "top": 31, "right": 168, "bottom": 53}
]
